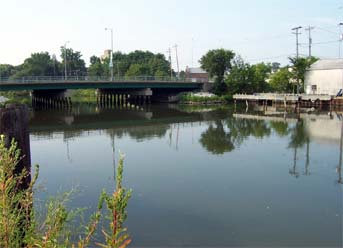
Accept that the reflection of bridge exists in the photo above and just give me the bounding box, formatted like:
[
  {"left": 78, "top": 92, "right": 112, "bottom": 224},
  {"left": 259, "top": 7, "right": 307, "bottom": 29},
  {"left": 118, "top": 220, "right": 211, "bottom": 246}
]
[{"left": 28, "top": 104, "right": 209, "bottom": 135}]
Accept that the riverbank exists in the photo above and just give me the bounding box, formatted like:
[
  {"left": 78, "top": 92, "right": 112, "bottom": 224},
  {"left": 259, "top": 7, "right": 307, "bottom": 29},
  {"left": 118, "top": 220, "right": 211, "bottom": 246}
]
[{"left": 179, "top": 92, "right": 228, "bottom": 105}]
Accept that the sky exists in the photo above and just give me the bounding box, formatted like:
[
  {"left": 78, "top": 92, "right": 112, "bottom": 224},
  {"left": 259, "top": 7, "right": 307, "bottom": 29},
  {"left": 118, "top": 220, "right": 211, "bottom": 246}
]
[{"left": 0, "top": 0, "right": 342, "bottom": 69}]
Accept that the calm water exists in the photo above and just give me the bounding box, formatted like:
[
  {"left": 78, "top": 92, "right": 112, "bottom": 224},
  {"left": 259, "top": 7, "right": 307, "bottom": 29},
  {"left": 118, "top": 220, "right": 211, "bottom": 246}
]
[{"left": 29, "top": 103, "right": 343, "bottom": 247}]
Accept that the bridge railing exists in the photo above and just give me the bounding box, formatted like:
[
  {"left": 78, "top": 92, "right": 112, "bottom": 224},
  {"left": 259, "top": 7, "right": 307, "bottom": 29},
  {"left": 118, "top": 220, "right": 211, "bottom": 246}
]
[{"left": 0, "top": 76, "right": 210, "bottom": 84}]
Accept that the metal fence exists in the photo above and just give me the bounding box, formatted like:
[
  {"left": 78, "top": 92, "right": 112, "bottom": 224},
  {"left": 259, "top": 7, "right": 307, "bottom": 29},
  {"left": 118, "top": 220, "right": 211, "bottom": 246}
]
[{"left": 0, "top": 76, "right": 209, "bottom": 84}]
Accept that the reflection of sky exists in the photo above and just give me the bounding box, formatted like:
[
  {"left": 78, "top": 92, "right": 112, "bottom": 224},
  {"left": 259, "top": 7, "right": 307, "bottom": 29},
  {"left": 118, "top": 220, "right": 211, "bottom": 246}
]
[{"left": 30, "top": 113, "right": 343, "bottom": 247}]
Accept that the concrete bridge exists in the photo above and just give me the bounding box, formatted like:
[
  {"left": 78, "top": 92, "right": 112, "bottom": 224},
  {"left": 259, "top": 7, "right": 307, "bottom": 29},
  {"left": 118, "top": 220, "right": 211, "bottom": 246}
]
[{"left": 0, "top": 76, "right": 212, "bottom": 104}]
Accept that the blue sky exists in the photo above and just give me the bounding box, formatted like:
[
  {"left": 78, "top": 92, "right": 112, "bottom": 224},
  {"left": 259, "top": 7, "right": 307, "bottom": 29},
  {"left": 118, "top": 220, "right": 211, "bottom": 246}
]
[{"left": 0, "top": 0, "right": 342, "bottom": 69}]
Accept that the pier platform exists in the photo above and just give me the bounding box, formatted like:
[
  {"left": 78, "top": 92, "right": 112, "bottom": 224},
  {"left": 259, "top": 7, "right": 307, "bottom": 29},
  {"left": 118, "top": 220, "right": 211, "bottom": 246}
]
[{"left": 233, "top": 93, "right": 336, "bottom": 108}]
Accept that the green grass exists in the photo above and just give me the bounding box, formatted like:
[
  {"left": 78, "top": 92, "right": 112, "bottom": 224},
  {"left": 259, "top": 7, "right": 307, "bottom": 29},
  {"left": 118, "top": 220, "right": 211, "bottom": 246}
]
[{"left": 180, "top": 93, "right": 226, "bottom": 104}]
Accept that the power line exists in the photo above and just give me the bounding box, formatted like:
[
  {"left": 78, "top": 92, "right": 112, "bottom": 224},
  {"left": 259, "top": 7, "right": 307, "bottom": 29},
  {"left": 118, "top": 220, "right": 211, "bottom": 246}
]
[
  {"left": 247, "top": 54, "right": 293, "bottom": 62},
  {"left": 316, "top": 26, "right": 339, "bottom": 36},
  {"left": 312, "top": 40, "right": 339, "bottom": 45}
]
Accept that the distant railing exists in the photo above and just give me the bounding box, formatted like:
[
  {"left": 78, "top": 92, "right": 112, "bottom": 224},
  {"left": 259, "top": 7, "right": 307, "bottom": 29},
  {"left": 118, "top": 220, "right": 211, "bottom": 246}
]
[{"left": 0, "top": 76, "right": 210, "bottom": 84}]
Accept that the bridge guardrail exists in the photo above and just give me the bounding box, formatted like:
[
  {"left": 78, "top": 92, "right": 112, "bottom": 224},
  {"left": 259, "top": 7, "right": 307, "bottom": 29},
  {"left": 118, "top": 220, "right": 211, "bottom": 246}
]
[{"left": 0, "top": 76, "right": 210, "bottom": 84}]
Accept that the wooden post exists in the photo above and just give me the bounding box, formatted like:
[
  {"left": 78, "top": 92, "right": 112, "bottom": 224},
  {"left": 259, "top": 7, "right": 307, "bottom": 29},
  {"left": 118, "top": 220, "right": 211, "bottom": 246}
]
[
  {"left": 284, "top": 97, "right": 287, "bottom": 109},
  {"left": 0, "top": 104, "right": 31, "bottom": 188}
]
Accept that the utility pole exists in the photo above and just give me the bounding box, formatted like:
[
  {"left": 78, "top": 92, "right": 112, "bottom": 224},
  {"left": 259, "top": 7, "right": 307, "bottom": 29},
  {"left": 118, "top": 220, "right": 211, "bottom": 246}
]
[
  {"left": 64, "top": 41, "right": 70, "bottom": 80},
  {"left": 191, "top": 38, "right": 194, "bottom": 68},
  {"left": 305, "top": 26, "right": 314, "bottom": 58},
  {"left": 167, "top": 48, "right": 173, "bottom": 78},
  {"left": 105, "top": 28, "right": 114, "bottom": 81},
  {"left": 339, "top": 23, "right": 343, "bottom": 58},
  {"left": 292, "top": 26, "right": 302, "bottom": 94},
  {"left": 52, "top": 54, "right": 56, "bottom": 77},
  {"left": 173, "top": 44, "right": 180, "bottom": 77},
  {"left": 292, "top": 26, "right": 302, "bottom": 59},
  {"left": 117, "top": 61, "right": 120, "bottom": 77}
]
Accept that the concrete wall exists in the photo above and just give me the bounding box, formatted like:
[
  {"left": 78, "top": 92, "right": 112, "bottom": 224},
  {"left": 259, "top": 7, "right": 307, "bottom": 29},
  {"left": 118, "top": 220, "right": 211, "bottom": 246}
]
[{"left": 305, "top": 69, "right": 343, "bottom": 95}]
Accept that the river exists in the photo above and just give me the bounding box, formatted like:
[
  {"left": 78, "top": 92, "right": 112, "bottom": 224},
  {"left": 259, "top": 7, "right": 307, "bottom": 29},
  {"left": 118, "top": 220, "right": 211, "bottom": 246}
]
[{"left": 29, "top": 103, "right": 343, "bottom": 247}]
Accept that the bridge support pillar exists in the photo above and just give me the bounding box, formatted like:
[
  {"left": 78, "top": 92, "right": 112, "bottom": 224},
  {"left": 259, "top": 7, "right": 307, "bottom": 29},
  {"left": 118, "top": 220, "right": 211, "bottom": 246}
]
[{"left": 32, "top": 90, "right": 72, "bottom": 110}]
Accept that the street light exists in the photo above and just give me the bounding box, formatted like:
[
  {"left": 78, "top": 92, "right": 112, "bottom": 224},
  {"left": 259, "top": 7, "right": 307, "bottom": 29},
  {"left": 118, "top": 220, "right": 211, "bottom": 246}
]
[
  {"left": 64, "top": 41, "right": 70, "bottom": 80},
  {"left": 105, "top": 27, "right": 114, "bottom": 81}
]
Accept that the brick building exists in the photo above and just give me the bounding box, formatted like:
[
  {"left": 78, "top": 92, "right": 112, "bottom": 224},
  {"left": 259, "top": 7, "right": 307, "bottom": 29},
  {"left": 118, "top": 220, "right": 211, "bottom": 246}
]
[{"left": 185, "top": 67, "right": 209, "bottom": 82}]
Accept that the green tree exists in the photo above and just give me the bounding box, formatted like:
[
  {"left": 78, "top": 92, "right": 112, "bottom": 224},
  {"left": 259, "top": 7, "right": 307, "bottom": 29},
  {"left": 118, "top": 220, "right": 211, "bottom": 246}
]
[
  {"left": 271, "top": 62, "right": 281, "bottom": 73},
  {"left": 289, "top": 56, "right": 318, "bottom": 93},
  {"left": 11, "top": 52, "right": 57, "bottom": 78},
  {"left": 250, "top": 63, "right": 272, "bottom": 92},
  {"left": 88, "top": 56, "right": 105, "bottom": 77},
  {"left": 269, "top": 67, "right": 293, "bottom": 93},
  {"left": 226, "top": 56, "right": 254, "bottom": 95},
  {"left": 148, "top": 54, "right": 170, "bottom": 77},
  {"left": 60, "top": 47, "right": 86, "bottom": 77},
  {"left": 200, "top": 49, "right": 235, "bottom": 95},
  {"left": 112, "top": 51, "right": 171, "bottom": 78},
  {"left": 125, "top": 64, "right": 151, "bottom": 77},
  {"left": 0, "top": 64, "right": 15, "bottom": 79}
]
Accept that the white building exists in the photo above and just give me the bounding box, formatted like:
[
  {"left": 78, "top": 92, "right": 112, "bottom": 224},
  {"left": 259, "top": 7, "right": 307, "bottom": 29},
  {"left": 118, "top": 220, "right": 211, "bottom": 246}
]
[{"left": 305, "top": 59, "right": 343, "bottom": 96}]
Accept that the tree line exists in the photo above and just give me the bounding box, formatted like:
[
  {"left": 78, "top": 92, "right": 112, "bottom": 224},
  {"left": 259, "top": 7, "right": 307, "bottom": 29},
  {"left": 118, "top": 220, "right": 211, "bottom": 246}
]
[
  {"left": 199, "top": 49, "right": 318, "bottom": 96},
  {"left": 0, "top": 47, "right": 172, "bottom": 79},
  {"left": 0, "top": 47, "right": 318, "bottom": 96}
]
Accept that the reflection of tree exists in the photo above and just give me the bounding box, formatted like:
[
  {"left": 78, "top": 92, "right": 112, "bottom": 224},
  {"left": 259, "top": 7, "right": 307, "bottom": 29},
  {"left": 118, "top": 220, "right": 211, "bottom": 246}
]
[
  {"left": 288, "top": 120, "right": 309, "bottom": 178},
  {"left": 227, "top": 118, "right": 271, "bottom": 146},
  {"left": 200, "top": 118, "right": 272, "bottom": 155},
  {"left": 105, "top": 125, "right": 168, "bottom": 142},
  {"left": 270, "top": 121, "right": 289, "bottom": 137},
  {"left": 200, "top": 120, "right": 234, "bottom": 155},
  {"left": 288, "top": 120, "right": 308, "bottom": 149},
  {"left": 252, "top": 120, "right": 272, "bottom": 138}
]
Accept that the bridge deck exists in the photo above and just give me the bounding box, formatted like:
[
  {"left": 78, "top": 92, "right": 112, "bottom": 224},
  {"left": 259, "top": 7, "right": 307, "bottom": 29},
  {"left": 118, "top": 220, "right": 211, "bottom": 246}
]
[{"left": 0, "top": 77, "right": 209, "bottom": 91}]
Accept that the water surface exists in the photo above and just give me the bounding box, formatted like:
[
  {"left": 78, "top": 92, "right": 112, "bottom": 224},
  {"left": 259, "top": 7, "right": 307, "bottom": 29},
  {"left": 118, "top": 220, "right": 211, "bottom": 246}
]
[{"left": 30, "top": 103, "right": 343, "bottom": 247}]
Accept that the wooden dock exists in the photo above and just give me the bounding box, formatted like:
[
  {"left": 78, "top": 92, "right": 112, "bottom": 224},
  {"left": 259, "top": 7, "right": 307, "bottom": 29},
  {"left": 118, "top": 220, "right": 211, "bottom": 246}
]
[{"left": 233, "top": 93, "right": 336, "bottom": 108}]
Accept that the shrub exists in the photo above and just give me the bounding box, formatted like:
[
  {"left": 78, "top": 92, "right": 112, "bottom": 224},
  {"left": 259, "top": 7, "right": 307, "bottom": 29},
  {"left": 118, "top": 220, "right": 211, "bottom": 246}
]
[{"left": 0, "top": 135, "right": 132, "bottom": 248}]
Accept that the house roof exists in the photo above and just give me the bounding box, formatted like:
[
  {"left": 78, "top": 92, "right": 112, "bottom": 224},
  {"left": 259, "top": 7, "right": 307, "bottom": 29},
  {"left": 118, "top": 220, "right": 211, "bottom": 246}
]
[
  {"left": 187, "top": 67, "right": 207, "bottom": 74},
  {"left": 309, "top": 59, "right": 343, "bottom": 71}
]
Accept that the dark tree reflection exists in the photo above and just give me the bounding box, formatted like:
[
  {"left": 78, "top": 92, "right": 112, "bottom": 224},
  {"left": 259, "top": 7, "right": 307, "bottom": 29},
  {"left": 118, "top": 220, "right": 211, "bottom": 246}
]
[
  {"left": 227, "top": 118, "right": 271, "bottom": 145},
  {"left": 288, "top": 120, "right": 310, "bottom": 178},
  {"left": 200, "top": 117, "right": 272, "bottom": 155},
  {"left": 270, "top": 121, "right": 290, "bottom": 137},
  {"left": 200, "top": 120, "right": 234, "bottom": 155},
  {"left": 288, "top": 120, "right": 309, "bottom": 149}
]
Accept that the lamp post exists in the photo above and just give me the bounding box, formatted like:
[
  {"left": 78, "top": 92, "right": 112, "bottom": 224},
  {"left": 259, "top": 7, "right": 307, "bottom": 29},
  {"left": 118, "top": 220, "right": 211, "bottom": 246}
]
[
  {"left": 64, "top": 41, "right": 70, "bottom": 80},
  {"left": 105, "top": 28, "right": 114, "bottom": 81}
]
